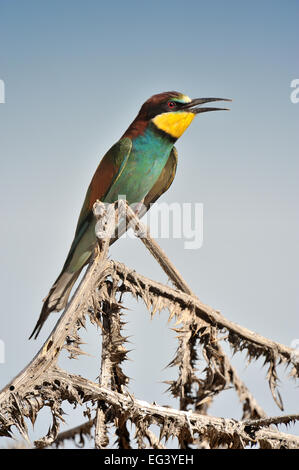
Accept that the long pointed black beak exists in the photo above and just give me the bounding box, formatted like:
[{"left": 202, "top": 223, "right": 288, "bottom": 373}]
[{"left": 183, "top": 97, "right": 231, "bottom": 114}]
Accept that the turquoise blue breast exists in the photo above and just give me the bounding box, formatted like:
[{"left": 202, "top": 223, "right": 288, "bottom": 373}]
[{"left": 104, "top": 123, "right": 174, "bottom": 205}]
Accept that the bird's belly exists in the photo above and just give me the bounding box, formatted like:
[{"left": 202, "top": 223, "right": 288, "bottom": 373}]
[{"left": 104, "top": 144, "right": 172, "bottom": 205}]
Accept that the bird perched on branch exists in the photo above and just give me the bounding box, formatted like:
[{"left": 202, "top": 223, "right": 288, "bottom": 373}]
[{"left": 30, "top": 91, "right": 230, "bottom": 338}]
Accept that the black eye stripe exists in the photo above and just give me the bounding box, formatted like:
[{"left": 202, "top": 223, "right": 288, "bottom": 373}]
[{"left": 148, "top": 99, "right": 183, "bottom": 119}]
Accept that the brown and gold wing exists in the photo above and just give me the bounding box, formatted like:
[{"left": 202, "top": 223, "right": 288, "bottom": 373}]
[{"left": 74, "top": 137, "right": 132, "bottom": 238}]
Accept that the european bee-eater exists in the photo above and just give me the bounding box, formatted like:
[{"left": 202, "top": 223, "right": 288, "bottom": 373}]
[{"left": 30, "top": 91, "right": 230, "bottom": 339}]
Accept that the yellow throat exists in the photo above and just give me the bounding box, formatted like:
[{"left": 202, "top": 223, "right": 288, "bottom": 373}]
[{"left": 152, "top": 111, "right": 195, "bottom": 139}]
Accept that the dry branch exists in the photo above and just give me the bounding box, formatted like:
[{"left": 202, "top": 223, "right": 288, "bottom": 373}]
[
  {"left": 0, "top": 200, "right": 298, "bottom": 449},
  {"left": 52, "top": 419, "right": 94, "bottom": 448},
  {"left": 111, "top": 261, "right": 299, "bottom": 384},
  {"left": 49, "top": 368, "right": 299, "bottom": 449},
  {"left": 118, "top": 202, "right": 269, "bottom": 420}
]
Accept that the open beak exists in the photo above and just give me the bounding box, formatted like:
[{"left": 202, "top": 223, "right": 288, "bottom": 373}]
[{"left": 183, "top": 97, "right": 231, "bottom": 114}]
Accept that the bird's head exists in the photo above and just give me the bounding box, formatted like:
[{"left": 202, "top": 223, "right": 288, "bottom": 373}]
[{"left": 123, "top": 91, "right": 231, "bottom": 140}]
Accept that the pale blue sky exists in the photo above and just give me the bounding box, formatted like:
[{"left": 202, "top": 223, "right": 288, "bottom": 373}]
[{"left": 0, "top": 0, "right": 298, "bottom": 447}]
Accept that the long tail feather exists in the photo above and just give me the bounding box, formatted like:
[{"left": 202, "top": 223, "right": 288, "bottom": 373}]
[{"left": 29, "top": 268, "right": 83, "bottom": 339}]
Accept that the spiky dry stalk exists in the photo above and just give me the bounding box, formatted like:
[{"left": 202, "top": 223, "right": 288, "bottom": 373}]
[{"left": 0, "top": 200, "right": 298, "bottom": 449}]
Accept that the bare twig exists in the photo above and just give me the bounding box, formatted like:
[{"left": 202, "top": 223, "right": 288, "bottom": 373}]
[
  {"left": 0, "top": 200, "right": 298, "bottom": 449},
  {"left": 112, "top": 261, "right": 299, "bottom": 380},
  {"left": 51, "top": 368, "right": 299, "bottom": 449},
  {"left": 52, "top": 419, "right": 94, "bottom": 448},
  {"left": 121, "top": 201, "right": 267, "bottom": 422}
]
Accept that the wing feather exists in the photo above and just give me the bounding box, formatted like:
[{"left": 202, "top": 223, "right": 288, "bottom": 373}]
[{"left": 75, "top": 137, "right": 132, "bottom": 237}]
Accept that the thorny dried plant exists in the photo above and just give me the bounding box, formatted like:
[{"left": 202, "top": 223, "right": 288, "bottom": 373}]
[{"left": 0, "top": 200, "right": 299, "bottom": 449}]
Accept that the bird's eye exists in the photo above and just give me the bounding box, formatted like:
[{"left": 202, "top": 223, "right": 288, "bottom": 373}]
[{"left": 167, "top": 101, "right": 176, "bottom": 109}]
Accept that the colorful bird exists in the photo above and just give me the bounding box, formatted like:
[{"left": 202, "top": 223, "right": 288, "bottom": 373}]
[{"left": 30, "top": 91, "right": 230, "bottom": 338}]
